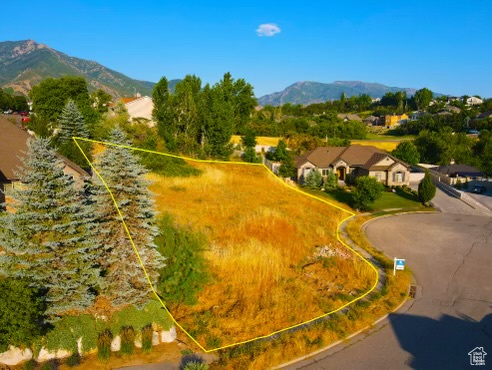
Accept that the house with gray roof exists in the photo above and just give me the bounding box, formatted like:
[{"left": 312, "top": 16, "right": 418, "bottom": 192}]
[
  {"left": 295, "top": 144, "right": 410, "bottom": 186},
  {"left": 337, "top": 113, "right": 362, "bottom": 122}
]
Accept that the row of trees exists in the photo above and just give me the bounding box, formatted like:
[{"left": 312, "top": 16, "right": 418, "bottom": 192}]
[
  {"left": 153, "top": 73, "right": 256, "bottom": 158},
  {"left": 0, "top": 88, "right": 29, "bottom": 111},
  {"left": 0, "top": 129, "right": 164, "bottom": 328}
]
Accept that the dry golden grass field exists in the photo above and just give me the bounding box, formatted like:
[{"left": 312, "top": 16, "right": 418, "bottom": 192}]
[
  {"left": 147, "top": 160, "right": 375, "bottom": 348},
  {"left": 350, "top": 139, "right": 399, "bottom": 151},
  {"left": 95, "top": 146, "right": 376, "bottom": 349},
  {"left": 230, "top": 134, "right": 280, "bottom": 146}
]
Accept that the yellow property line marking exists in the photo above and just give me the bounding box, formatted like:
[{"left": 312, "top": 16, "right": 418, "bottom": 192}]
[{"left": 72, "top": 136, "right": 379, "bottom": 353}]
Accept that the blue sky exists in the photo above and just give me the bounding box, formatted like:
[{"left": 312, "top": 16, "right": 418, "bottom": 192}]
[{"left": 1, "top": 0, "right": 491, "bottom": 97}]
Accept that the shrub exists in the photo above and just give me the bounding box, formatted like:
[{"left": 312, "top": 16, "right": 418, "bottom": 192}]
[
  {"left": 66, "top": 353, "right": 81, "bottom": 367},
  {"left": 45, "top": 315, "right": 98, "bottom": 354},
  {"left": 141, "top": 325, "right": 153, "bottom": 352},
  {"left": 120, "top": 326, "right": 136, "bottom": 355},
  {"left": 139, "top": 152, "right": 202, "bottom": 177},
  {"left": 155, "top": 214, "right": 210, "bottom": 306},
  {"left": 183, "top": 361, "right": 210, "bottom": 370},
  {"left": 109, "top": 301, "right": 172, "bottom": 335},
  {"left": 0, "top": 278, "right": 45, "bottom": 352},
  {"left": 40, "top": 360, "right": 57, "bottom": 370},
  {"left": 352, "top": 176, "right": 384, "bottom": 211},
  {"left": 97, "top": 329, "right": 113, "bottom": 361},
  {"left": 22, "top": 359, "right": 37, "bottom": 370}
]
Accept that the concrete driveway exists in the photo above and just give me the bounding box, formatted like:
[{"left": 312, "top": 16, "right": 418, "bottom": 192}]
[{"left": 287, "top": 213, "right": 492, "bottom": 369}]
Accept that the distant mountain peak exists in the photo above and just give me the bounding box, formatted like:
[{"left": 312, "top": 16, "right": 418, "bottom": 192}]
[
  {"left": 0, "top": 39, "right": 163, "bottom": 97},
  {"left": 258, "top": 80, "right": 420, "bottom": 106}
]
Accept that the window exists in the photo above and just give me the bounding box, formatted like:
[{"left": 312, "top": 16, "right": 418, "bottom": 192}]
[
  {"left": 394, "top": 171, "right": 404, "bottom": 183},
  {"left": 375, "top": 173, "right": 382, "bottom": 181},
  {"left": 322, "top": 169, "right": 330, "bottom": 176}
]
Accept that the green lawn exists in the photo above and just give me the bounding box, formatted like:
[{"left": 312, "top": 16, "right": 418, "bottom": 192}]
[
  {"left": 365, "top": 132, "right": 416, "bottom": 141},
  {"left": 307, "top": 187, "right": 427, "bottom": 212},
  {"left": 371, "top": 191, "right": 425, "bottom": 211}
]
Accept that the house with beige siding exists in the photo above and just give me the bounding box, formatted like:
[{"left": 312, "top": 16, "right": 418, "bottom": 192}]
[{"left": 295, "top": 145, "right": 410, "bottom": 186}]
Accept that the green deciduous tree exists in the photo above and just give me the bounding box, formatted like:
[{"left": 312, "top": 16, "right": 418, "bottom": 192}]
[
  {"left": 0, "top": 138, "right": 99, "bottom": 321},
  {"left": 353, "top": 176, "right": 384, "bottom": 210},
  {"left": 92, "top": 128, "right": 165, "bottom": 309},
  {"left": 414, "top": 88, "right": 433, "bottom": 111},
  {"left": 392, "top": 141, "right": 420, "bottom": 166},
  {"left": 418, "top": 170, "right": 436, "bottom": 205},
  {"left": 153, "top": 73, "right": 256, "bottom": 158},
  {"left": 29, "top": 76, "right": 99, "bottom": 135},
  {"left": 90, "top": 89, "right": 112, "bottom": 114}
]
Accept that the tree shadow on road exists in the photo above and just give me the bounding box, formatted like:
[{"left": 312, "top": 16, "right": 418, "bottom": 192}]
[{"left": 389, "top": 311, "right": 492, "bottom": 369}]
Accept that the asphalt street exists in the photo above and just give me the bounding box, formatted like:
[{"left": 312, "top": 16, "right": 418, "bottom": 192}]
[{"left": 287, "top": 212, "right": 492, "bottom": 369}]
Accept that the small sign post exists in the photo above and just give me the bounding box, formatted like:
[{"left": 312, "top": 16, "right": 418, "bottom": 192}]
[{"left": 394, "top": 258, "right": 405, "bottom": 276}]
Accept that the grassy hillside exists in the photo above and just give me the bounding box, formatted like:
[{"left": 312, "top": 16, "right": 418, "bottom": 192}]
[
  {"left": 0, "top": 40, "right": 182, "bottom": 97},
  {"left": 127, "top": 160, "right": 376, "bottom": 348}
]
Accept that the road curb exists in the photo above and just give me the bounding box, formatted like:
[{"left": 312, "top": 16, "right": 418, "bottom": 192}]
[{"left": 272, "top": 295, "right": 412, "bottom": 369}]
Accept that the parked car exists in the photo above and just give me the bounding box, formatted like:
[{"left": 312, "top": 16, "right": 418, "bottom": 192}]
[
  {"left": 473, "top": 185, "right": 487, "bottom": 194},
  {"left": 21, "top": 117, "right": 30, "bottom": 123},
  {"left": 20, "top": 111, "right": 29, "bottom": 116},
  {"left": 3, "top": 109, "right": 13, "bottom": 114}
]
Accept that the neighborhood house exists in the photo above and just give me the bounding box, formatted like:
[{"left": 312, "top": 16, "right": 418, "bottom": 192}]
[
  {"left": 382, "top": 113, "right": 409, "bottom": 128},
  {"left": 295, "top": 145, "right": 410, "bottom": 186},
  {"left": 0, "top": 118, "right": 89, "bottom": 205}
]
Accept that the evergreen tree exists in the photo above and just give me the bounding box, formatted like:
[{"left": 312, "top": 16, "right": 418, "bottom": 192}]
[
  {"left": 0, "top": 138, "right": 99, "bottom": 321},
  {"left": 57, "top": 100, "right": 92, "bottom": 169},
  {"left": 57, "top": 100, "right": 89, "bottom": 141},
  {"left": 418, "top": 170, "right": 436, "bottom": 205},
  {"left": 303, "top": 168, "right": 323, "bottom": 190},
  {"left": 324, "top": 171, "right": 338, "bottom": 192},
  {"left": 93, "top": 128, "right": 165, "bottom": 309}
]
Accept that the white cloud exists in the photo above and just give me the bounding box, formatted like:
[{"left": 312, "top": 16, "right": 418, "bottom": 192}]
[{"left": 256, "top": 23, "right": 281, "bottom": 37}]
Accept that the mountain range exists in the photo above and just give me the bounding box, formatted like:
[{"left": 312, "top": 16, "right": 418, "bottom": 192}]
[
  {"left": 257, "top": 81, "right": 421, "bottom": 106},
  {"left": 0, "top": 40, "right": 180, "bottom": 97},
  {"left": 1, "top": 40, "right": 435, "bottom": 106}
]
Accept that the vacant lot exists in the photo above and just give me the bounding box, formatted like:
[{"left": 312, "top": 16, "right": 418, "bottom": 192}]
[{"left": 126, "top": 158, "right": 375, "bottom": 349}]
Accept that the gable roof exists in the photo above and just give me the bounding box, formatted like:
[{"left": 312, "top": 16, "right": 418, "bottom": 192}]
[
  {"left": 337, "top": 113, "right": 362, "bottom": 121},
  {"left": 468, "top": 347, "right": 487, "bottom": 355},
  {"left": 0, "top": 117, "right": 89, "bottom": 182},
  {"left": 295, "top": 144, "right": 409, "bottom": 171}
]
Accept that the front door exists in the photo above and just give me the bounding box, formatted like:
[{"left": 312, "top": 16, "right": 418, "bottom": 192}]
[{"left": 337, "top": 167, "right": 345, "bottom": 181}]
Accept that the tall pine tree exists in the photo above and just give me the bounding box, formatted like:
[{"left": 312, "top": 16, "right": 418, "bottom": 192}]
[
  {"left": 92, "top": 128, "right": 165, "bottom": 309},
  {"left": 58, "top": 100, "right": 89, "bottom": 142},
  {"left": 57, "top": 100, "right": 92, "bottom": 169},
  {"left": 0, "top": 138, "right": 99, "bottom": 321}
]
